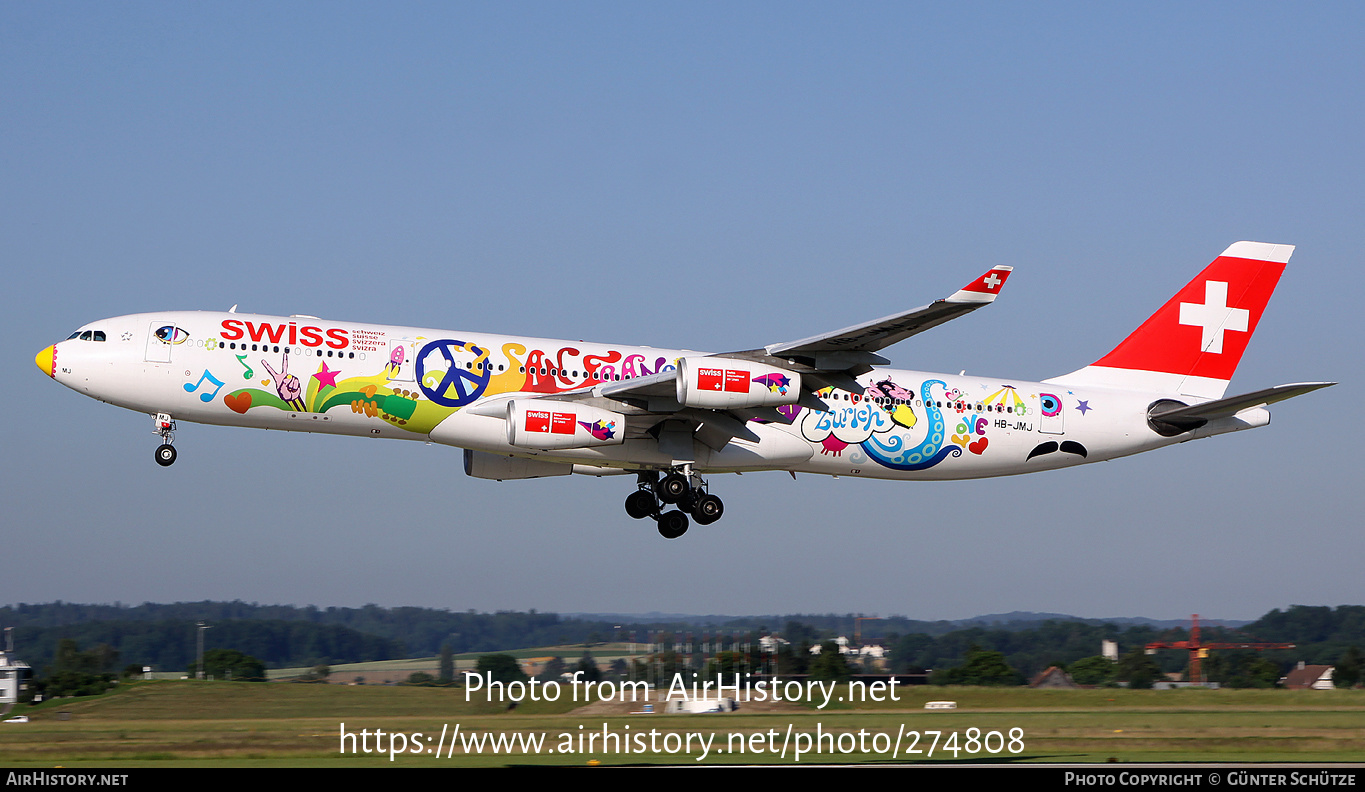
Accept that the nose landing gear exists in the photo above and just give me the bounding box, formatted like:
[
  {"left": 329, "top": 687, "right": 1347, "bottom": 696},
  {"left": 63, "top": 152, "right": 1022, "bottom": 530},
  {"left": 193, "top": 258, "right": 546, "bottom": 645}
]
[
  {"left": 621, "top": 468, "right": 725, "bottom": 539},
  {"left": 152, "top": 413, "right": 178, "bottom": 467}
]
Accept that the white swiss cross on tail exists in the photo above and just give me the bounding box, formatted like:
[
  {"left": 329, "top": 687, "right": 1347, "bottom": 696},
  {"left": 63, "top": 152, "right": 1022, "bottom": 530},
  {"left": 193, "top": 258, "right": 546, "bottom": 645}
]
[
  {"left": 1046, "top": 241, "right": 1292, "bottom": 400},
  {"left": 1180, "top": 280, "right": 1250, "bottom": 354}
]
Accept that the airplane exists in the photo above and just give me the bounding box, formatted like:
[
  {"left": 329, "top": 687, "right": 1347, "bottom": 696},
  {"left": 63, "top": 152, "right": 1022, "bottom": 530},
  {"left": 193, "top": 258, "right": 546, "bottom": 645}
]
[{"left": 35, "top": 241, "right": 1332, "bottom": 539}]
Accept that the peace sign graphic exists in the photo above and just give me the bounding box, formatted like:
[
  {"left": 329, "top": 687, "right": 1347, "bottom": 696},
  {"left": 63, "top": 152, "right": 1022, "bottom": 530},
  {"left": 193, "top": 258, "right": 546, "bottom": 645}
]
[{"left": 416, "top": 339, "right": 491, "bottom": 407}]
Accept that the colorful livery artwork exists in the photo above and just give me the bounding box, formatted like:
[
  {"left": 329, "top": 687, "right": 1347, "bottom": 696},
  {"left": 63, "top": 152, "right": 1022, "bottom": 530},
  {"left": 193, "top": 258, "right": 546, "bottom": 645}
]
[{"left": 36, "top": 242, "right": 1331, "bottom": 539}]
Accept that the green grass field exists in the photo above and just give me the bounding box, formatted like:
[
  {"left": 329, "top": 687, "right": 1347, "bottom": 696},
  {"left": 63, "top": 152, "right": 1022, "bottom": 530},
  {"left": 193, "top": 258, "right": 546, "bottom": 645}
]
[
  {"left": 267, "top": 644, "right": 636, "bottom": 681},
  {"left": 2, "top": 680, "right": 1361, "bottom": 767}
]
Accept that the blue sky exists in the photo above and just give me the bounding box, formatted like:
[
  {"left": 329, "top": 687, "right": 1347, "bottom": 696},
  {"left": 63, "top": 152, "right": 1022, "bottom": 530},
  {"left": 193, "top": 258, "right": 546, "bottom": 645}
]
[{"left": 3, "top": 2, "right": 1360, "bottom": 621}]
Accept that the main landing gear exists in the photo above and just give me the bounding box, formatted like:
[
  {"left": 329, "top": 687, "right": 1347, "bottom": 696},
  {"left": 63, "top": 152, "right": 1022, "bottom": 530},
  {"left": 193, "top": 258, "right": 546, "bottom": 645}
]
[
  {"left": 153, "top": 413, "right": 178, "bottom": 467},
  {"left": 623, "top": 468, "right": 725, "bottom": 539}
]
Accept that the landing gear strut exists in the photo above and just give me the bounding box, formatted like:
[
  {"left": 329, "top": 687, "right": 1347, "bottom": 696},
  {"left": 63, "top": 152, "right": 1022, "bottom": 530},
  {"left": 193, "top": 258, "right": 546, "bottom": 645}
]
[
  {"left": 153, "top": 413, "right": 177, "bottom": 467},
  {"left": 621, "top": 467, "right": 725, "bottom": 538}
]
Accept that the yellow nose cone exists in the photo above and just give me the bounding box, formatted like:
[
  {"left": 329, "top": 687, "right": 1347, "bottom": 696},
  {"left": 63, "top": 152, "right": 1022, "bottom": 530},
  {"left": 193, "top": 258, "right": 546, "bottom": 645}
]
[{"left": 35, "top": 345, "right": 55, "bottom": 377}]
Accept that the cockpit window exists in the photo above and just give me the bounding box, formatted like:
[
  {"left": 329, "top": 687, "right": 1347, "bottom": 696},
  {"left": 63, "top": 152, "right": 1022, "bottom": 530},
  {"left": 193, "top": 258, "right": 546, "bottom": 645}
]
[
  {"left": 68, "top": 331, "right": 81, "bottom": 340},
  {"left": 79, "top": 331, "right": 92, "bottom": 341},
  {"left": 92, "top": 331, "right": 106, "bottom": 341}
]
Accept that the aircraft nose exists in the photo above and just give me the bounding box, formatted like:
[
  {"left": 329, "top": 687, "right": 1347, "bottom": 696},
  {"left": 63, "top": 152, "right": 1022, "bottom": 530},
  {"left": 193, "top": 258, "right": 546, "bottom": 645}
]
[{"left": 35, "top": 345, "right": 55, "bottom": 378}]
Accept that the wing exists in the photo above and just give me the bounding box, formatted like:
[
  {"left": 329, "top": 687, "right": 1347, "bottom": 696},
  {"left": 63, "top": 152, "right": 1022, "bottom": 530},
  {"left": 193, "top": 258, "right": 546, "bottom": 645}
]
[
  {"left": 498, "top": 265, "right": 1014, "bottom": 454},
  {"left": 718, "top": 264, "right": 1013, "bottom": 391},
  {"left": 758, "top": 265, "right": 1013, "bottom": 359}
]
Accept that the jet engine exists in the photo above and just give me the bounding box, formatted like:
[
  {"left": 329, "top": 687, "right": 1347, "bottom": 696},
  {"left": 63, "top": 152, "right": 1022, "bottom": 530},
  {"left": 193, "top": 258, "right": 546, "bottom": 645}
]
[
  {"left": 675, "top": 357, "right": 802, "bottom": 410},
  {"left": 505, "top": 400, "right": 626, "bottom": 450}
]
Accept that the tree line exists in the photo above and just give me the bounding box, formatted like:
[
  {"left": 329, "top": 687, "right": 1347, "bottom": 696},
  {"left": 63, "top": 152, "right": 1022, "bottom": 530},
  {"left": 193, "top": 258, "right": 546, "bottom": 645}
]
[{"left": 4, "top": 602, "right": 1362, "bottom": 689}]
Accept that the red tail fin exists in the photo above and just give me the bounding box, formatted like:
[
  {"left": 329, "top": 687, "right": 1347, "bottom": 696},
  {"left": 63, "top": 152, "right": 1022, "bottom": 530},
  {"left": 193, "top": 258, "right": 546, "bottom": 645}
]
[{"left": 1046, "top": 242, "right": 1292, "bottom": 399}]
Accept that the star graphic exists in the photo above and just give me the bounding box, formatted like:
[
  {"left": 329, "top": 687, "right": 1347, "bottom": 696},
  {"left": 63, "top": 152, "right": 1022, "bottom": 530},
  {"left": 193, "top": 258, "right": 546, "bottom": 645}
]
[
  {"left": 313, "top": 362, "right": 340, "bottom": 389},
  {"left": 1075, "top": 400, "right": 1092, "bottom": 415}
]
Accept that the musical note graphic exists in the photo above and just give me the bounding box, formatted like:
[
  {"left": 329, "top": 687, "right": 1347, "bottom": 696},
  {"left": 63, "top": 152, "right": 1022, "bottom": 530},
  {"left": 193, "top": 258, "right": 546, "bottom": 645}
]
[
  {"left": 183, "top": 370, "right": 226, "bottom": 403},
  {"left": 235, "top": 354, "right": 254, "bottom": 380}
]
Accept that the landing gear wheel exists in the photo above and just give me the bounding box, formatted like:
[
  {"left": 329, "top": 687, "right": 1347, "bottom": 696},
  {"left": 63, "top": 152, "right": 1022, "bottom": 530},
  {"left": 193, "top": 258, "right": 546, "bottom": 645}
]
[
  {"left": 657, "top": 473, "right": 690, "bottom": 504},
  {"left": 624, "top": 490, "right": 657, "bottom": 520},
  {"left": 155, "top": 444, "right": 177, "bottom": 467},
  {"left": 657, "top": 510, "right": 689, "bottom": 539},
  {"left": 691, "top": 493, "right": 724, "bottom": 525}
]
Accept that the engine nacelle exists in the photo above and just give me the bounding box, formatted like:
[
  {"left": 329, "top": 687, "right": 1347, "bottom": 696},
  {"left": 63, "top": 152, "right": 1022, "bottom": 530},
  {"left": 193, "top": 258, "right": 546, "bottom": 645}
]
[
  {"left": 675, "top": 357, "right": 801, "bottom": 410},
  {"left": 463, "top": 449, "right": 571, "bottom": 480},
  {"left": 505, "top": 400, "right": 626, "bottom": 449}
]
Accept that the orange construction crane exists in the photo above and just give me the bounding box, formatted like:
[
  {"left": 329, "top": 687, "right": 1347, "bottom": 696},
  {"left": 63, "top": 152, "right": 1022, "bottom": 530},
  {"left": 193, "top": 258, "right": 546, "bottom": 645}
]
[
  {"left": 1144, "top": 614, "right": 1295, "bottom": 685},
  {"left": 854, "top": 617, "right": 882, "bottom": 646}
]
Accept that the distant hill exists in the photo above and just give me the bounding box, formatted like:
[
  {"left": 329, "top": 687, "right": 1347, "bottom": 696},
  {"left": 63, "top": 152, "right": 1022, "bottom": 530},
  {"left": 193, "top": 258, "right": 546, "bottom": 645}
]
[
  {"left": 566, "top": 611, "right": 1252, "bottom": 632},
  {"left": 954, "top": 612, "right": 1251, "bottom": 630},
  {"left": 2, "top": 601, "right": 1356, "bottom": 679}
]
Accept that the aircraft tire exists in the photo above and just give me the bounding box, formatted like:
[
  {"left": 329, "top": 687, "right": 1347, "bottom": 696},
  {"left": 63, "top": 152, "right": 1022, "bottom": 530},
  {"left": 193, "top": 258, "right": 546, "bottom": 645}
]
[
  {"left": 657, "top": 510, "right": 689, "bottom": 539},
  {"left": 624, "top": 490, "right": 657, "bottom": 519},
  {"left": 155, "top": 444, "right": 177, "bottom": 467},
  {"left": 657, "top": 473, "right": 690, "bottom": 504},
  {"left": 692, "top": 493, "right": 723, "bottom": 525}
]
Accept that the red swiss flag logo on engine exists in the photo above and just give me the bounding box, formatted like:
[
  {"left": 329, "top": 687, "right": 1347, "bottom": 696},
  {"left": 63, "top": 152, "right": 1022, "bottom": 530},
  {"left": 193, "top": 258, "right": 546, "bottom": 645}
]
[
  {"left": 724, "top": 369, "right": 750, "bottom": 392},
  {"left": 525, "top": 410, "right": 551, "bottom": 433},
  {"left": 550, "top": 412, "right": 576, "bottom": 434},
  {"left": 526, "top": 410, "right": 578, "bottom": 434}
]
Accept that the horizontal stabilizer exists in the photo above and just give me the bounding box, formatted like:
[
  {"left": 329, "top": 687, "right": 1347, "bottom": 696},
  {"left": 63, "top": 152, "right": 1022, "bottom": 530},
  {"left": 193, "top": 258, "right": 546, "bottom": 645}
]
[{"left": 1149, "top": 381, "right": 1334, "bottom": 431}]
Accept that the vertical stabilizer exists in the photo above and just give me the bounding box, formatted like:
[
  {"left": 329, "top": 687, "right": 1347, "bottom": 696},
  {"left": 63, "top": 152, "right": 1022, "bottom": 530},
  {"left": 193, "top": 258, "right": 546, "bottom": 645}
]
[{"left": 1045, "top": 242, "right": 1292, "bottom": 399}]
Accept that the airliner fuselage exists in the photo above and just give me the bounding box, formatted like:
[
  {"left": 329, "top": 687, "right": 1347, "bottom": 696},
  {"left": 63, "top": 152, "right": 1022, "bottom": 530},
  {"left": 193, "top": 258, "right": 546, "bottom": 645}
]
[{"left": 36, "top": 242, "right": 1331, "bottom": 538}]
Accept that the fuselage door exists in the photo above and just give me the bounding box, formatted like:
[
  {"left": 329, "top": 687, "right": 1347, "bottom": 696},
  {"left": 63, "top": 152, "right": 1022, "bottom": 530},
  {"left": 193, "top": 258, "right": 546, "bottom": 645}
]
[
  {"left": 1038, "top": 392, "right": 1065, "bottom": 435},
  {"left": 145, "top": 322, "right": 176, "bottom": 363}
]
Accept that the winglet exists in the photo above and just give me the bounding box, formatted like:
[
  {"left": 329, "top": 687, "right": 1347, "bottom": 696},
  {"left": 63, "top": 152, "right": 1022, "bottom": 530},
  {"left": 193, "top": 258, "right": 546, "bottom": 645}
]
[{"left": 948, "top": 266, "right": 1013, "bottom": 304}]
